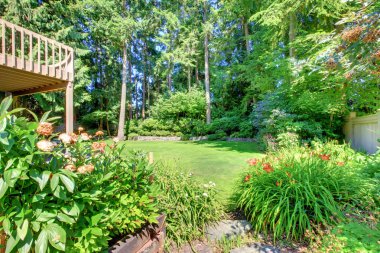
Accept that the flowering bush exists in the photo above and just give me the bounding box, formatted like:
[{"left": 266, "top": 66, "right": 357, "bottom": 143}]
[
  {"left": 153, "top": 161, "right": 222, "bottom": 246},
  {"left": 0, "top": 98, "right": 158, "bottom": 252},
  {"left": 235, "top": 141, "right": 363, "bottom": 241}
]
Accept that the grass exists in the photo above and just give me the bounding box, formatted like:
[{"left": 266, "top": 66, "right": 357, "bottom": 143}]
[{"left": 120, "top": 140, "right": 263, "bottom": 204}]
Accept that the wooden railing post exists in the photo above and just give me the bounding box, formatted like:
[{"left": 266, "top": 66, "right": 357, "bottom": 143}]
[
  {"left": 11, "top": 25, "right": 15, "bottom": 67},
  {"left": 29, "top": 33, "right": 33, "bottom": 71},
  {"left": 1, "top": 20, "right": 5, "bottom": 64},
  {"left": 21, "top": 30, "right": 24, "bottom": 69}
]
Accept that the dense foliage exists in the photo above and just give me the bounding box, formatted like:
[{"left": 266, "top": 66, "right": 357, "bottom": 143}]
[
  {"left": 0, "top": 98, "right": 158, "bottom": 252},
  {"left": 153, "top": 162, "right": 222, "bottom": 246},
  {"left": 1, "top": 1, "right": 378, "bottom": 140},
  {"left": 235, "top": 140, "right": 366, "bottom": 241}
]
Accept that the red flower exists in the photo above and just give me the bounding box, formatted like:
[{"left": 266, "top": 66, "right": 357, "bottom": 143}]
[
  {"left": 337, "top": 162, "right": 345, "bottom": 166},
  {"left": 276, "top": 181, "right": 280, "bottom": 187},
  {"left": 319, "top": 154, "right": 330, "bottom": 161},
  {"left": 262, "top": 163, "right": 274, "bottom": 173},
  {"left": 244, "top": 174, "right": 251, "bottom": 182},
  {"left": 247, "top": 158, "right": 259, "bottom": 166}
]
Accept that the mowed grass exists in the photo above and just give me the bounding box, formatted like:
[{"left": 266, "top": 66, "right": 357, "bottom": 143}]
[{"left": 120, "top": 141, "right": 263, "bottom": 204}]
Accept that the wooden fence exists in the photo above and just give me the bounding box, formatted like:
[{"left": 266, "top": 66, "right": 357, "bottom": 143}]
[{"left": 343, "top": 110, "right": 380, "bottom": 154}]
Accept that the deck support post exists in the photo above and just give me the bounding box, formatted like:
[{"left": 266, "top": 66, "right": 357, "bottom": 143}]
[{"left": 66, "top": 81, "right": 74, "bottom": 134}]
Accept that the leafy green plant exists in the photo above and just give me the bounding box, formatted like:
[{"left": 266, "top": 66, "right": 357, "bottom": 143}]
[
  {"left": 308, "top": 222, "right": 380, "bottom": 253},
  {"left": 153, "top": 161, "right": 223, "bottom": 246},
  {"left": 0, "top": 97, "right": 158, "bottom": 252},
  {"left": 235, "top": 142, "right": 362, "bottom": 241}
]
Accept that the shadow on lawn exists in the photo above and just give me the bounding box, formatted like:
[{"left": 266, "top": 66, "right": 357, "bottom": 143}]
[{"left": 186, "top": 140, "right": 264, "bottom": 154}]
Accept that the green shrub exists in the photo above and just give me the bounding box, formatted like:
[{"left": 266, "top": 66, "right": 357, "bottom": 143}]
[
  {"left": 309, "top": 222, "right": 380, "bottom": 253},
  {"left": 360, "top": 150, "right": 380, "bottom": 206},
  {"left": 0, "top": 98, "right": 158, "bottom": 252},
  {"left": 153, "top": 162, "right": 223, "bottom": 246},
  {"left": 277, "top": 132, "right": 300, "bottom": 149},
  {"left": 208, "top": 130, "right": 227, "bottom": 141},
  {"left": 127, "top": 132, "right": 139, "bottom": 140},
  {"left": 235, "top": 142, "right": 362, "bottom": 241}
]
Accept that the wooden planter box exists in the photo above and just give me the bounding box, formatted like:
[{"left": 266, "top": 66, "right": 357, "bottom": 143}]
[
  {"left": 0, "top": 215, "right": 166, "bottom": 253},
  {"left": 109, "top": 214, "right": 166, "bottom": 253}
]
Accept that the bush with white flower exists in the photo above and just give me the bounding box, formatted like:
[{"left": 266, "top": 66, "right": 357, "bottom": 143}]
[
  {"left": 0, "top": 97, "right": 158, "bottom": 252},
  {"left": 154, "top": 162, "right": 222, "bottom": 246}
]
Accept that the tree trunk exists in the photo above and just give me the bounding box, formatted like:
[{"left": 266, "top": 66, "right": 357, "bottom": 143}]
[
  {"left": 117, "top": 43, "right": 128, "bottom": 140},
  {"left": 135, "top": 79, "right": 139, "bottom": 119},
  {"left": 167, "top": 62, "right": 172, "bottom": 92},
  {"left": 142, "top": 42, "right": 147, "bottom": 119},
  {"left": 195, "top": 60, "right": 199, "bottom": 86},
  {"left": 203, "top": 1, "right": 211, "bottom": 124},
  {"left": 128, "top": 60, "right": 133, "bottom": 120},
  {"left": 289, "top": 13, "right": 296, "bottom": 58},
  {"left": 243, "top": 16, "right": 250, "bottom": 54},
  {"left": 188, "top": 66, "right": 191, "bottom": 91}
]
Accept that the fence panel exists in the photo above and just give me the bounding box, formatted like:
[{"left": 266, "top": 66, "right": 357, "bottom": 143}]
[{"left": 344, "top": 111, "right": 380, "bottom": 154}]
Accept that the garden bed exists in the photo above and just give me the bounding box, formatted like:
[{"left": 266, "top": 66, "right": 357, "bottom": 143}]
[
  {"left": 129, "top": 136, "right": 182, "bottom": 141},
  {"left": 109, "top": 214, "right": 166, "bottom": 253}
]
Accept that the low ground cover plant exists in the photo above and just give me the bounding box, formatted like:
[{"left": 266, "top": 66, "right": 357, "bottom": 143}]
[
  {"left": 0, "top": 98, "right": 158, "bottom": 252},
  {"left": 235, "top": 140, "right": 365, "bottom": 241},
  {"left": 153, "top": 161, "right": 223, "bottom": 246}
]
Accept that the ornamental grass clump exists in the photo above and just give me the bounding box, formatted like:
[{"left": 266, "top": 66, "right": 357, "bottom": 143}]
[
  {"left": 153, "top": 161, "right": 223, "bottom": 246},
  {"left": 235, "top": 142, "right": 362, "bottom": 241}
]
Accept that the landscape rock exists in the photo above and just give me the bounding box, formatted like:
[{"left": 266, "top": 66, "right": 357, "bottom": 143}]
[
  {"left": 206, "top": 220, "right": 253, "bottom": 241},
  {"left": 230, "top": 243, "right": 281, "bottom": 253}
]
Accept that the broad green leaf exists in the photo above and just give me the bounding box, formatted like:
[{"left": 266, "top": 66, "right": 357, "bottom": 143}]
[
  {"left": 17, "top": 219, "right": 29, "bottom": 240},
  {"left": 36, "top": 212, "right": 56, "bottom": 222},
  {"left": 35, "top": 230, "right": 48, "bottom": 253},
  {"left": 91, "top": 227, "right": 103, "bottom": 236},
  {"left": 50, "top": 174, "right": 59, "bottom": 191},
  {"left": 2, "top": 217, "right": 10, "bottom": 234},
  {"left": 0, "top": 178, "right": 8, "bottom": 200},
  {"left": 57, "top": 213, "right": 75, "bottom": 224},
  {"left": 0, "top": 131, "right": 9, "bottom": 145},
  {"left": 46, "top": 223, "right": 66, "bottom": 251},
  {"left": 59, "top": 174, "right": 75, "bottom": 193},
  {"left": 17, "top": 230, "right": 33, "bottom": 253},
  {"left": 0, "top": 97, "right": 12, "bottom": 116},
  {"left": 5, "top": 232, "right": 20, "bottom": 253},
  {"left": 61, "top": 203, "right": 80, "bottom": 217},
  {"left": 91, "top": 213, "right": 103, "bottom": 226},
  {"left": 39, "top": 111, "right": 51, "bottom": 123},
  {"left": 4, "top": 169, "right": 21, "bottom": 187},
  {"left": 30, "top": 171, "right": 51, "bottom": 191},
  {"left": 31, "top": 221, "right": 41, "bottom": 232}
]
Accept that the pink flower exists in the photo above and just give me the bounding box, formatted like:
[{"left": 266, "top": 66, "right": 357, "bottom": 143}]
[
  {"left": 58, "top": 133, "right": 72, "bottom": 144},
  {"left": 80, "top": 133, "right": 90, "bottom": 141},
  {"left": 37, "top": 122, "right": 53, "bottom": 136},
  {"left": 77, "top": 164, "right": 94, "bottom": 174},
  {"left": 244, "top": 174, "right": 251, "bottom": 182},
  {"left": 64, "top": 164, "right": 76, "bottom": 172},
  {"left": 36, "top": 140, "right": 55, "bottom": 152}
]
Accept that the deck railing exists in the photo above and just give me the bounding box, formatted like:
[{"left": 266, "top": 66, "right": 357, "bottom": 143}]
[{"left": 0, "top": 18, "right": 74, "bottom": 81}]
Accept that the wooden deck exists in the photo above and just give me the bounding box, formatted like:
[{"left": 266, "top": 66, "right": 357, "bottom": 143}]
[
  {"left": 0, "top": 18, "right": 74, "bottom": 96},
  {"left": 0, "top": 18, "right": 74, "bottom": 133}
]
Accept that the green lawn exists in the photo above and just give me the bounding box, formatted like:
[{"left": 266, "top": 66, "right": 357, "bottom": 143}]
[{"left": 121, "top": 141, "right": 263, "bottom": 204}]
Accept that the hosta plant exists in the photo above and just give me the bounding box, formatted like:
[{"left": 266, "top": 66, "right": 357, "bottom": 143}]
[
  {"left": 236, "top": 142, "right": 362, "bottom": 241},
  {"left": 0, "top": 97, "right": 158, "bottom": 253}
]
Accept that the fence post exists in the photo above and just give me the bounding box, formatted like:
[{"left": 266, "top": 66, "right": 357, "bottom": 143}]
[
  {"left": 344, "top": 112, "right": 356, "bottom": 145},
  {"left": 148, "top": 152, "right": 154, "bottom": 164}
]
